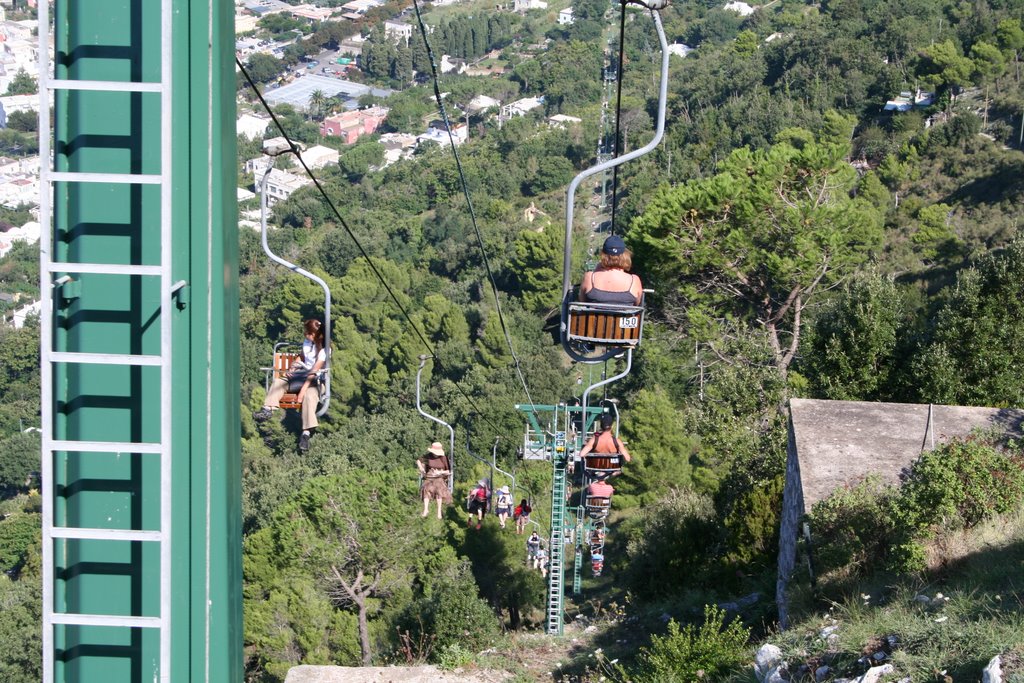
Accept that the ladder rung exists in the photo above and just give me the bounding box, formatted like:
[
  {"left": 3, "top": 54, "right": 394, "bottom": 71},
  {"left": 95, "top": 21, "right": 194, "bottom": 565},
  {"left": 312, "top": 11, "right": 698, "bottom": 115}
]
[
  {"left": 48, "top": 262, "right": 162, "bottom": 276},
  {"left": 49, "top": 440, "right": 162, "bottom": 454},
  {"left": 47, "top": 78, "right": 163, "bottom": 93},
  {"left": 47, "top": 171, "right": 161, "bottom": 185},
  {"left": 49, "top": 527, "right": 162, "bottom": 542},
  {"left": 50, "top": 614, "right": 161, "bottom": 629},
  {"left": 49, "top": 351, "right": 162, "bottom": 367}
]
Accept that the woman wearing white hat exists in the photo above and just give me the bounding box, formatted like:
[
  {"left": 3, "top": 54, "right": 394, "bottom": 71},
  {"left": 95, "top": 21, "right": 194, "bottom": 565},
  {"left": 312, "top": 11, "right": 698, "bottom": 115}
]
[
  {"left": 495, "top": 484, "right": 514, "bottom": 529},
  {"left": 417, "top": 441, "right": 452, "bottom": 519}
]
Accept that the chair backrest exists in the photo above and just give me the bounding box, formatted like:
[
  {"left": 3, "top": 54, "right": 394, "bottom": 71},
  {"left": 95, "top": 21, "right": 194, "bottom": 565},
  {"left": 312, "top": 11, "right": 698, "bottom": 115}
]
[
  {"left": 273, "top": 351, "right": 302, "bottom": 379},
  {"left": 566, "top": 301, "right": 644, "bottom": 346},
  {"left": 585, "top": 495, "right": 611, "bottom": 518},
  {"left": 583, "top": 454, "right": 621, "bottom": 475}
]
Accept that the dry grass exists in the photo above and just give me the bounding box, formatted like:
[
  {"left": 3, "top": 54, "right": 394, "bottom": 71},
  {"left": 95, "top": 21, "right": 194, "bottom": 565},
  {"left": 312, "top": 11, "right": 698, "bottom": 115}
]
[{"left": 924, "top": 505, "right": 1024, "bottom": 571}]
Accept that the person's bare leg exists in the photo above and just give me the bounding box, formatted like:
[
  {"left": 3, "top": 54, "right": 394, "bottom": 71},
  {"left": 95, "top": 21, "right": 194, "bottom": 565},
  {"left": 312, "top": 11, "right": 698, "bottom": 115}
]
[
  {"left": 435, "top": 497, "right": 443, "bottom": 519},
  {"left": 422, "top": 497, "right": 429, "bottom": 517}
]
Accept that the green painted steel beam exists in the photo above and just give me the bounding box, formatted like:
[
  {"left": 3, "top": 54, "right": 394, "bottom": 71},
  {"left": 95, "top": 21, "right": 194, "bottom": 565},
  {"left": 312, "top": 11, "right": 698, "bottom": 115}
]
[{"left": 47, "top": 0, "right": 239, "bottom": 679}]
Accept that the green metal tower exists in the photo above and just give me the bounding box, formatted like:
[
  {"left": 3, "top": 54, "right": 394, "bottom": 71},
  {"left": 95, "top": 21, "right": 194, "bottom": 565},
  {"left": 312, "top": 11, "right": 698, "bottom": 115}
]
[
  {"left": 39, "top": 0, "right": 241, "bottom": 680},
  {"left": 517, "top": 402, "right": 602, "bottom": 635}
]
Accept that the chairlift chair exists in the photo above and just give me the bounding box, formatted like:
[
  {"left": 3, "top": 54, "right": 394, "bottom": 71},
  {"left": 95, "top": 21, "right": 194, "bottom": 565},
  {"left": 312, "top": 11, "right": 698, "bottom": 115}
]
[
  {"left": 584, "top": 495, "right": 611, "bottom": 520},
  {"left": 559, "top": 1, "right": 669, "bottom": 365},
  {"left": 263, "top": 341, "right": 329, "bottom": 412}
]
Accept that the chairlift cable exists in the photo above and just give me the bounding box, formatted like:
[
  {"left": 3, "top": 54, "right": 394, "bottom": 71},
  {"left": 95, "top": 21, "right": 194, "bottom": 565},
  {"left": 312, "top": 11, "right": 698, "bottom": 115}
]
[
  {"left": 410, "top": 0, "right": 538, "bottom": 412},
  {"left": 608, "top": 0, "right": 630, "bottom": 236},
  {"left": 237, "top": 58, "right": 508, "bottom": 436}
]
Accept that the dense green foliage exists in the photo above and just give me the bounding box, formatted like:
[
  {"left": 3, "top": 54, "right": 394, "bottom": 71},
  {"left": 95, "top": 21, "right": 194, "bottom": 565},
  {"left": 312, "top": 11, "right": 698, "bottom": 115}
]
[
  {"left": 0, "top": 512, "right": 39, "bottom": 576},
  {"left": 9, "top": 0, "right": 1024, "bottom": 678}
]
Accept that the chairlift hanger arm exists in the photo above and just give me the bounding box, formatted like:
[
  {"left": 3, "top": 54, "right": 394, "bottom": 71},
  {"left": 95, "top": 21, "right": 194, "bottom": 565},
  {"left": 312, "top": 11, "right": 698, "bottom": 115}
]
[
  {"left": 581, "top": 351, "right": 633, "bottom": 440},
  {"left": 561, "top": 9, "right": 670, "bottom": 297},
  {"left": 416, "top": 356, "right": 455, "bottom": 491}
]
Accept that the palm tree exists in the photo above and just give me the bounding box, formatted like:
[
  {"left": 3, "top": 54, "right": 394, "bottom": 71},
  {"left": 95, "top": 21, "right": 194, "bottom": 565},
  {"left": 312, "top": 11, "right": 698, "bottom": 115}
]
[{"left": 308, "top": 89, "right": 327, "bottom": 122}]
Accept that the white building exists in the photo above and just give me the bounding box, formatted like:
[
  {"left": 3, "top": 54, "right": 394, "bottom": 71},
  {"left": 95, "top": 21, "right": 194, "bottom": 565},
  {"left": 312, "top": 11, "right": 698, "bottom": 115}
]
[
  {"left": 341, "top": 0, "right": 381, "bottom": 14},
  {"left": 440, "top": 55, "right": 467, "bottom": 75},
  {"left": 514, "top": 0, "right": 547, "bottom": 10},
  {"left": 0, "top": 155, "right": 38, "bottom": 175},
  {"left": 668, "top": 42, "right": 694, "bottom": 58},
  {"left": 237, "top": 113, "right": 271, "bottom": 140},
  {"left": 466, "top": 94, "right": 501, "bottom": 113},
  {"left": 0, "top": 220, "right": 39, "bottom": 258},
  {"left": 0, "top": 93, "right": 39, "bottom": 117},
  {"left": 548, "top": 114, "right": 581, "bottom": 128},
  {"left": 723, "top": 1, "right": 755, "bottom": 16},
  {"left": 6, "top": 298, "right": 40, "bottom": 329},
  {"left": 501, "top": 96, "right": 544, "bottom": 118},
  {"left": 291, "top": 4, "right": 335, "bottom": 22},
  {"left": 0, "top": 22, "right": 41, "bottom": 94},
  {"left": 558, "top": 7, "right": 574, "bottom": 25},
  {"left": 296, "top": 144, "right": 340, "bottom": 170},
  {"left": 0, "top": 176, "right": 37, "bottom": 207},
  {"left": 263, "top": 168, "right": 313, "bottom": 206},
  {"left": 378, "top": 133, "right": 418, "bottom": 167},
  {"left": 384, "top": 21, "right": 413, "bottom": 44},
  {"left": 419, "top": 121, "right": 468, "bottom": 146}
]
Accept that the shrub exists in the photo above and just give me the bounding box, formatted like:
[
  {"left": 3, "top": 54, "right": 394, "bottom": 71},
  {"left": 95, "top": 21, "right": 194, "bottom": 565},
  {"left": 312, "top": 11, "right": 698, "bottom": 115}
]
[
  {"left": 629, "top": 605, "right": 750, "bottom": 682},
  {"left": 806, "top": 476, "right": 902, "bottom": 577},
  {"left": 808, "top": 433, "right": 1024, "bottom": 578},
  {"left": 900, "top": 433, "right": 1024, "bottom": 530},
  {"left": 400, "top": 559, "right": 501, "bottom": 661},
  {"left": 722, "top": 476, "right": 783, "bottom": 571},
  {"left": 622, "top": 488, "right": 720, "bottom": 599},
  {"left": 436, "top": 643, "right": 475, "bottom": 671}
]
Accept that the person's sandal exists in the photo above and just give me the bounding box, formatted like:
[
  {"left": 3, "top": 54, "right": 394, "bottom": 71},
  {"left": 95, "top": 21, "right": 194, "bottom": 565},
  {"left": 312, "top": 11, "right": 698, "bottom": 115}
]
[{"left": 253, "top": 407, "right": 273, "bottom": 422}]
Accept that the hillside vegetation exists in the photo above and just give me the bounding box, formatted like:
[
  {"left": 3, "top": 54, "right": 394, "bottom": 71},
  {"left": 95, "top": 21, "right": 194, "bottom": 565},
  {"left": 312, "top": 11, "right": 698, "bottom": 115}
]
[{"left": 5, "top": 0, "right": 1024, "bottom": 680}]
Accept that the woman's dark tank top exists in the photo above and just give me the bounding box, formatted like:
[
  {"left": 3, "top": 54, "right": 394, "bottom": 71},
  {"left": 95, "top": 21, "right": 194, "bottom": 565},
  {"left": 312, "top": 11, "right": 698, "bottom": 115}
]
[{"left": 585, "top": 272, "right": 637, "bottom": 304}]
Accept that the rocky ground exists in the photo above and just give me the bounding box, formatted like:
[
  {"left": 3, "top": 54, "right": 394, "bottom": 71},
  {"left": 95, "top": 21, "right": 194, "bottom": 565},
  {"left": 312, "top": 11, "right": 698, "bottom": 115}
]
[{"left": 284, "top": 664, "right": 513, "bottom": 683}]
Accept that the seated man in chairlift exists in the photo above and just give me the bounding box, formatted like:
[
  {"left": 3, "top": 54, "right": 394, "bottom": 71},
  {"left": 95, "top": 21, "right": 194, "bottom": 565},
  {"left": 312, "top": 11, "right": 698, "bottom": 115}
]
[
  {"left": 578, "top": 413, "right": 632, "bottom": 472},
  {"left": 579, "top": 235, "right": 643, "bottom": 306}
]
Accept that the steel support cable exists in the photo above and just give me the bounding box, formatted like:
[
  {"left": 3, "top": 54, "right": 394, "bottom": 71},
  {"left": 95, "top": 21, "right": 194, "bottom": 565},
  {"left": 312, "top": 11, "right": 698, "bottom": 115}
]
[
  {"left": 236, "top": 58, "right": 507, "bottom": 436},
  {"left": 609, "top": 0, "right": 629, "bottom": 235},
  {"left": 410, "top": 0, "right": 538, "bottom": 413}
]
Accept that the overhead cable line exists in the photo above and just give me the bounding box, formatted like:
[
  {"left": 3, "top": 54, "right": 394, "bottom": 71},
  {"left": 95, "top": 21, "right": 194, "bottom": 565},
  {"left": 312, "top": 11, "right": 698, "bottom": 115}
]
[
  {"left": 236, "top": 57, "right": 508, "bottom": 437},
  {"left": 609, "top": 0, "right": 629, "bottom": 235},
  {"left": 409, "top": 0, "right": 538, "bottom": 412}
]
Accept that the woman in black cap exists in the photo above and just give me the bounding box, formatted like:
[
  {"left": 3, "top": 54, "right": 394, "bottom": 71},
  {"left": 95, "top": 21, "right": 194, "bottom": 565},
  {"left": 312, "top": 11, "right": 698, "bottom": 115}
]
[{"left": 580, "top": 235, "right": 643, "bottom": 305}]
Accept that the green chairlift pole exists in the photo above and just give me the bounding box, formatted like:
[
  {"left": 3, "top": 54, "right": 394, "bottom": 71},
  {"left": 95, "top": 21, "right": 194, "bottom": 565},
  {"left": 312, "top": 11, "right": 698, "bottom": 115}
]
[
  {"left": 39, "top": 0, "right": 241, "bottom": 680},
  {"left": 515, "top": 402, "right": 602, "bottom": 634}
]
